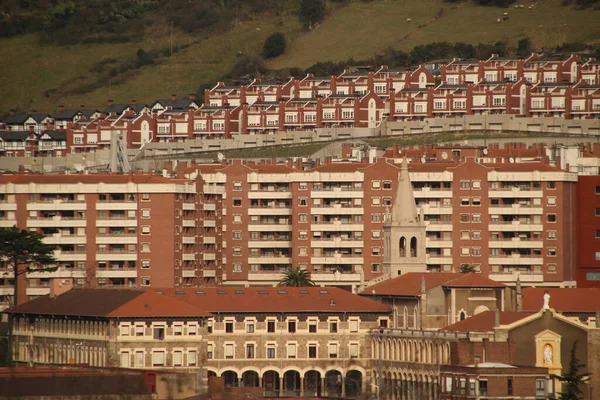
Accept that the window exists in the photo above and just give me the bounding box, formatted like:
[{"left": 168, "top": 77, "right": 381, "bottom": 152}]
[
  {"left": 299, "top": 183, "right": 307, "bottom": 190},
  {"left": 372, "top": 263, "right": 381, "bottom": 272},
  {"left": 536, "top": 379, "right": 546, "bottom": 397},
  {"left": 349, "top": 343, "right": 359, "bottom": 358},
  {"left": 173, "top": 324, "right": 183, "bottom": 336},
  {"left": 461, "top": 247, "right": 470, "bottom": 256},
  {"left": 153, "top": 326, "right": 165, "bottom": 340},
  {"left": 548, "top": 230, "right": 557, "bottom": 239},
  {"left": 472, "top": 247, "right": 481, "bottom": 256},
  {"left": 472, "top": 197, "right": 481, "bottom": 206},
  {"left": 135, "top": 351, "right": 144, "bottom": 367},
  {"left": 328, "top": 343, "right": 338, "bottom": 358},
  {"left": 135, "top": 324, "right": 145, "bottom": 336},
  {"left": 173, "top": 350, "right": 183, "bottom": 367},
  {"left": 461, "top": 181, "right": 470, "bottom": 189},
  {"left": 287, "top": 343, "right": 297, "bottom": 358},
  {"left": 596, "top": 186, "right": 600, "bottom": 195},
  {"left": 383, "top": 181, "right": 392, "bottom": 190},
  {"left": 596, "top": 229, "right": 600, "bottom": 239},
  {"left": 372, "top": 230, "right": 381, "bottom": 239},
  {"left": 547, "top": 196, "right": 556, "bottom": 206},
  {"left": 329, "top": 321, "right": 338, "bottom": 333},
  {"left": 548, "top": 248, "right": 557, "bottom": 257},
  {"left": 141, "top": 209, "right": 150, "bottom": 218},
  {"left": 547, "top": 264, "right": 557, "bottom": 273},
  {"left": 596, "top": 208, "right": 600, "bottom": 217},
  {"left": 141, "top": 276, "right": 151, "bottom": 286},
  {"left": 299, "top": 231, "right": 308, "bottom": 240},
  {"left": 266, "top": 345, "right": 276, "bottom": 359},
  {"left": 233, "top": 214, "right": 242, "bottom": 224},
  {"left": 299, "top": 214, "right": 307, "bottom": 222},
  {"left": 547, "top": 182, "right": 556, "bottom": 189},
  {"left": 299, "top": 247, "right": 307, "bottom": 256},
  {"left": 141, "top": 260, "right": 150, "bottom": 269},
  {"left": 141, "top": 243, "right": 150, "bottom": 253},
  {"left": 225, "top": 321, "right": 234, "bottom": 333},
  {"left": 472, "top": 214, "right": 481, "bottom": 223},
  {"left": 152, "top": 351, "right": 165, "bottom": 367},
  {"left": 472, "top": 231, "right": 481, "bottom": 240},
  {"left": 547, "top": 214, "right": 557, "bottom": 223},
  {"left": 349, "top": 319, "right": 359, "bottom": 333},
  {"left": 308, "top": 319, "right": 317, "bottom": 333},
  {"left": 187, "top": 323, "right": 198, "bottom": 335},
  {"left": 188, "top": 350, "right": 197, "bottom": 366},
  {"left": 246, "top": 344, "right": 255, "bottom": 359},
  {"left": 372, "top": 181, "right": 381, "bottom": 189},
  {"left": 372, "top": 247, "right": 381, "bottom": 256},
  {"left": 372, "top": 197, "right": 381, "bottom": 206},
  {"left": 299, "top": 197, "right": 307, "bottom": 206},
  {"left": 267, "top": 320, "right": 276, "bottom": 333},
  {"left": 308, "top": 344, "right": 317, "bottom": 359},
  {"left": 233, "top": 247, "right": 242, "bottom": 256},
  {"left": 246, "top": 321, "right": 255, "bottom": 333},
  {"left": 233, "top": 231, "right": 242, "bottom": 240},
  {"left": 461, "top": 214, "right": 470, "bottom": 222},
  {"left": 288, "top": 320, "right": 297, "bottom": 333},
  {"left": 141, "top": 226, "right": 150, "bottom": 235},
  {"left": 233, "top": 182, "right": 242, "bottom": 191},
  {"left": 379, "top": 319, "right": 389, "bottom": 328},
  {"left": 233, "top": 198, "right": 242, "bottom": 207},
  {"left": 224, "top": 344, "right": 234, "bottom": 359},
  {"left": 372, "top": 213, "right": 381, "bottom": 223},
  {"left": 383, "top": 197, "right": 392, "bottom": 206},
  {"left": 507, "top": 377, "right": 513, "bottom": 396},
  {"left": 233, "top": 263, "right": 242, "bottom": 272},
  {"left": 141, "top": 193, "right": 150, "bottom": 201},
  {"left": 472, "top": 180, "right": 481, "bottom": 189},
  {"left": 478, "top": 380, "right": 488, "bottom": 396}
]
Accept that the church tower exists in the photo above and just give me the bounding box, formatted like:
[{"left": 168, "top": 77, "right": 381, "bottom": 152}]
[{"left": 383, "top": 158, "right": 427, "bottom": 276}]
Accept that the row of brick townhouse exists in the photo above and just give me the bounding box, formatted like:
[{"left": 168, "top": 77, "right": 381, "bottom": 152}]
[{"left": 6, "top": 285, "right": 600, "bottom": 398}]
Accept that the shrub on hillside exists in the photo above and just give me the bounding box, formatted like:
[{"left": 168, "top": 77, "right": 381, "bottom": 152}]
[
  {"left": 299, "top": 0, "right": 326, "bottom": 28},
  {"left": 262, "top": 32, "right": 286, "bottom": 59}
]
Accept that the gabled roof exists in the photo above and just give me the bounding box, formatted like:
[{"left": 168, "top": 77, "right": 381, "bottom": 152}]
[
  {"left": 29, "top": 113, "right": 51, "bottom": 123},
  {"left": 53, "top": 109, "right": 82, "bottom": 120},
  {"left": 103, "top": 104, "right": 130, "bottom": 114},
  {"left": 38, "top": 130, "right": 67, "bottom": 140},
  {"left": 0, "top": 131, "right": 31, "bottom": 141},
  {"left": 361, "top": 272, "right": 462, "bottom": 297},
  {"left": 441, "top": 311, "right": 534, "bottom": 332},
  {"left": 154, "top": 287, "right": 391, "bottom": 313},
  {"left": 1, "top": 114, "right": 29, "bottom": 124},
  {"left": 6, "top": 289, "right": 211, "bottom": 318},
  {"left": 153, "top": 99, "right": 197, "bottom": 110},
  {"left": 442, "top": 274, "right": 506, "bottom": 288},
  {"left": 521, "top": 288, "right": 600, "bottom": 312}
]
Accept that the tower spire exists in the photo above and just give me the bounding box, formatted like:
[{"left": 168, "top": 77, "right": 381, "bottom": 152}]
[{"left": 390, "top": 158, "right": 420, "bottom": 225}]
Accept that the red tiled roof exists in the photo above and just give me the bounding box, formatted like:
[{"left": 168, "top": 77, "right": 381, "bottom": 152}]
[
  {"left": 361, "top": 272, "right": 463, "bottom": 297},
  {"left": 154, "top": 287, "right": 391, "bottom": 313},
  {"left": 308, "top": 163, "right": 370, "bottom": 173},
  {"left": 485, "top": 162, "right": 562, "bottom": 172},
  {"left": 442, "top": 274, "right": 506, "bottom": 288},
  {"left": 250, "top": 164, "right": 297, "bottom": 173},
  {"left": 7, "top": 289, "right": 211, "bottom": 318},
  {"left": 441, "top": 311, "right": 534, "bottom": 332},
  {"left": 107, "top": 291, "right": 211, "bottom": 317},
  {"left": 0, "top": 174, "right": 184, "bottom": 185},
  {"left": 521, "top": 288, "right": 600, "bottom": 312}
]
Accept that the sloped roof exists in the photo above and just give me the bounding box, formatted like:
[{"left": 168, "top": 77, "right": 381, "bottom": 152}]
[
  {"left": 1, "top": 114, "right": 29, "bottom": 124},
  {"left": 521, "top": 288, "right": 600, "bottom": 312},
  {"left": 39, "top": 130, "right": 67, "bottom": 140},
  {"left": 441, "top": 311, "right": 534, "bottom": 332},
  {"left": 154, "top": 287, "right": 391, "bottom": 313},
  {"left": 442, "top": 274, "right": 506, "bottom": 288},
  {"left": 0, "top": 131, "right": 31, "bottom": 140},
  {"left": 361, "top": 272, "right": 463, "bottom": 297},
  {"left": 6, "top": 289, "right": 210, "bottom": 318},
  {"left": 54, "top": 109, "right": 82, "bottom": 120},
  {"left": 29, "top": 113, "right": 51, "bottom": 122}
]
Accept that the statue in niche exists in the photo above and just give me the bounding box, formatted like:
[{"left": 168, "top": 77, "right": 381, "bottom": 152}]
[{"left": 544, "top": 344, "right": 553, "bottom": 365}]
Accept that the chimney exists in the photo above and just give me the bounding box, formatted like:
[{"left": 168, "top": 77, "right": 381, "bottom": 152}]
[
  {"left": 131, "top": 99, "right": 137, "bottom": 104},
  {"left": 189, "top": 93, "right": 196, "bottom": 101},
  {"left": 515, "top": 277, "right": 522, "bottom": 312},
  {"left": 79, "top": 105, "right": 85, "bottom": 109},
  {"left": 9, "top": 109, "right": 16, "bottom": 116},
  {"left": 171, "top": 94, "right": 177, "bottom": 101},
  {"left": 58, "top": 105, "right": 65, "bottom": 112},
  {"left": 50, "top": 278, "right": 73, "bottom": 298},
  {"left": 18, "top": 165, "right": 25, "bottom": 174},
  {"left": 494, "top": 308, "right": 501, "bottom": 328},
  {"left": 107, "top": 100, "right": 114, "bottom": 106}
]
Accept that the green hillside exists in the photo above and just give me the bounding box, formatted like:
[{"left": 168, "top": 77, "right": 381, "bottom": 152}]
[{"left": 1, "top": 0, "right": 599, "bottom": 115}]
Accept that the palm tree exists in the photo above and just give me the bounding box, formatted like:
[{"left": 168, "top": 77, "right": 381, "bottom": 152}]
[{"left": 277, "top": 267, "right": 315, "bottom": 287}]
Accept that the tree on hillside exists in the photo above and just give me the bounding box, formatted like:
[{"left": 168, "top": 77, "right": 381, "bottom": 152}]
[
  {"left": 517, "top": 37, "right": 532, "bottom": 58},
  {"left": 299, "top": 0, "right": 325, "bottom": 28},
  {"left": 262, "top": 32, "right": 286, "bottom": 59},
  {"left": 550, "top": 341, "right": 590, "bottom": 400},
  {"left": 278, "top": 267, "right": 315, "bottom": 287}
]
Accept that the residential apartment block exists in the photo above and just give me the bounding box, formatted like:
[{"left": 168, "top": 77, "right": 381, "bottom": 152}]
[{"left": 577, "top": 176, "right": 600, "bottom": 288}]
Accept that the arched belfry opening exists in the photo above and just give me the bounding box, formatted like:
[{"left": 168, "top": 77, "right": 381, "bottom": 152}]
[
  {"left": 410, "top": 237, "right": 417, "bottom": 257},
  {"left": 399, "top": 237, "right": 406, "bottom": 257}
]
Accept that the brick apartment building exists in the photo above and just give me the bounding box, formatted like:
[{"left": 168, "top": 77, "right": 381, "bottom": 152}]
[{"left": 577, "top": 175, "right": 600, "bottom": 288}]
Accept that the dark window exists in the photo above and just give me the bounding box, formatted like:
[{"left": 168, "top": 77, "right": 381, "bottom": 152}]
[
  {"left": 246, "top": 344, "right": 255, "bottom": 359},
  {"left": 308, "top": 345, "right": 317, "bottom": 359},
  {"left": 267, "top": 320, "right": 275, "bottom": 333},
  {"left": 309, "top": 322, "right": 317, "bottom": 333},
  {"left": 596, "top": 208, "right": 600, "bottom": 217},
  {"left": 233, "top": 198, "right": 242, "bottom": 207},
  {"left": 267, "top": 347, "right": 275, "bottom": 359},
  {"left": 330, "top": 322, "right": 338, "bottom": 333},
  {"left": 379, "top": 319, "right": 388, "bottom": 328},
  {"left": 547, "top": 214, "right": 557, "bottom": 222},
  {"left": 479, "top": 381, "right": 488, "bottom": 396},
  {"left": 596, "top": 186, "right": 600, "bottom": 195},
  {"left": 153, "top": 326, "right": 165, "bottom": 340},
  {"left": 225, "top": 322, "right": 233, "bottom": 333},
  {"left": 507, "top": 378, "right": 513, "bottom": 396},
  {"left": 288, "top": 320, "right": 296, "bottom": 333}
]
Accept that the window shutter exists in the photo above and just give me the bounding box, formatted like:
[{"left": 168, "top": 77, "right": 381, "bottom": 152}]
[
  {"left": 152, "top": 351, "right": 164, "bottom": 366},
  {"left": 349, "top": 320, "right": 359, "bottom": 332},
  {"left": 173, "top": 351, "right": 183, "bottom": 366},
  {"left": 224, "top": 344, "right": 234, "bottom": 358},
  {"left": 288, "top": 343, "right": 296, "bottom": 357}
]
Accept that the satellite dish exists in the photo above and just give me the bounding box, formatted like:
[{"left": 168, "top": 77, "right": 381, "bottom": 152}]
[
  {"left": 421, "top": 156, "right": 427, "bottom": 164},
  {"left": 398, "top": 149, "right": 402, "bottom": 155},
  {"left": 217, "top": 152, "right": 225, "bottom": 162},
  {"left": 441, "top": 151, "right": 448, "bottom": 160},
  {"left": 509, "top": 157, "right": 515, "bottom": 164},
  {"left": 483, "top": 148, "right": 489, "bottom": 155}
]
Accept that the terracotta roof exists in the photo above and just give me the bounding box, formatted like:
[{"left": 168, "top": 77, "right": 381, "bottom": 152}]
[
  {"left": 521, "top": 288, "right": 600, "bottom": 312},
  {"left": 361, "top": 272, "right": 463, "bottom": 297},
  {"left": 308, "top": 163, "right": 370, "bottom": 173},
  {"left": 441, "top": 311, "right": 534, "bottom": 332},
  {"left": 6, "top": 289, "right": 210, "bottom": 318},
  {"left": 0, "top": 173, "right": 186, "bottom": 185},
  {"left": 154, "top": 287, "right": 391, "bottom": 313},
  {"left": 107, "top": 291, "right": 211, "bottom": 317},
  {"left": 442, "top": 274, "right": 506, "bottom": 288}
]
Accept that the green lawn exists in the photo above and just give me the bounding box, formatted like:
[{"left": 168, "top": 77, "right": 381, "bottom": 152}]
[{"left": 1, "top": 0, "right": 598, "bottom": 115}]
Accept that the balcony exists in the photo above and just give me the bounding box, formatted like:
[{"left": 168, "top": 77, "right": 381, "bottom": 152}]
[
  {"left": 43, "top": 234, "right": 87, "bottom": 245},
  {"left": 248, "top": 256, "right": 292, "bottom": 264},
  {"left": 183, "top": 253, "right": 196, "bottom": 261},
  {"left": 248, "top": 240, "right": 292, "bottom": 248},
  {"left": 182, "top": 269, "right": 196, "bottom": 278},
  {"left": 311, "top": 238, "right": 364, "bottom": 248},
  {"left": 488, "top": 221, "right": 543, "bottom": 232},
  {"left": 96, "top": 252, "right": 137, "bottom": 261},
  {"left": 488, "top": 187, "right": 544, "bottom": 198},
  {"left": 0, "top": 203, "right": 17, "bottom": 211},
  {"left": 0, "top": 220, "right": 16, "bottom": 228},
  {"left": 53, "top": 250, "right": 87, "bottom": 262},
  {"left": 248, "top": 224, "right": 292, "bottom": 232},
  {"left": 27, "top": 268, "right": 86, "bottom": 279},
  {"left": 96, "top": 234, "right": 137, "bottom": 245},
  {"left": 96, "top": 202, "right": 137, "bottom": 211},
  {"left": 203, "top": 253, "right": 216, "bottom": 261},
  {"left": 311, "top": 188, "right": 363, "bottom": 199},
  {"left": 183, "top": 236, "right": 196, "bottom": 244},
  {"left": 203, "top": 220, "right": 216, "bottom": 228},
  {"left": 26, "top": 287, "right": 50, "bottom": 296},
  {"left": 203, "top": 236, "right": 216, "bottom": 244},
  {"left": 27, "top": 216, "right": 87, "bottom": 228},
  {"left": 311, "top": 255, "right": 364, "bottom": 264},
  {"left": 489, "top": 271, "right": 544, "bottom": 283},
  {"left": 203, "top": 269, "right": 216, "bottom": 278},
  {"left": 311, "top": 205, "right": 364, "bottom": 215},
  {"left": 183, "top": 219, "right": 196, "bottom": 228},
  {"left": 183, "top": 203, "right": 196, "bottom": 211},
  {"left": 26, "top": 200, "right": 86, "bottom": 211},
  {"left": 425, "top": 221, "right": 453, "bottom": 232},
  {"left": 96, "top": 269, "right": 138, "bottom": 278},
  {"left": 312, "top": 272, "right": 362, "bottom": 283},
  {"left": 425, "top": 239, "right": 453, "bottom": 248},
  {"left": 248, "top": 271, "right": 285, "bottom": 281},
  {"left": 96, "top": 218, "right": 137, "bottom": 228},
  {"left": 489, "top": 238, "right": 544, "bottom": 249},
  {"left": 488, "top": 205, "right": 544, "bottom": 215},
  {"left": 203, "top": 202, "right": 216, "bottom": 211},
  {"left": 248, "top": 191, "right": 293, "bottom": 200},
  {"left": 418, "top": 204, "right": 453, "bottom": 215},
  {"left": 412, "top": 187, "right": 453, "bottom": 199},
  {"left": 248, "top": 207, "right": 292, "bottom": 216},
  {"left": 426, "top": 256, "right": 453, "bottom": 264},
  {"left": 202, "top": 185, "right": 225, "bottom": 195},
  {"left": 488, "top": 255, "right": 544, "bottom": 266},
  {"left": 311, "top": 222, "right": 363, "bottom": 232}
]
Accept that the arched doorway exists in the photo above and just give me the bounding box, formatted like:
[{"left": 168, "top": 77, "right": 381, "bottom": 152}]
[
  {"left": 242, "top": 370, "right": 259, "bottom": 387},
  {"left": 222, "top": 370, "right": 238, "bottom": 387},
  {"left": 262, "top": 370, "right": 280, "bottom": 397},
  {"left": 345, "top": 370, "right": 362, "bottom": 397},
  {"left": 283, "top": 370, "right": 301, "bottom": 396},
  {"left": 325, "top": 370, "right": 343, "bottom": 397},
  {"left": 304, "top": 370, "right": 321, "bottom": 397}
]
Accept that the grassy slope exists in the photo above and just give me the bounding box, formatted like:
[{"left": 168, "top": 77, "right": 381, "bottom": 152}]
[{"left": 1, "top": 0, "right": 599, "bottom": 114}]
